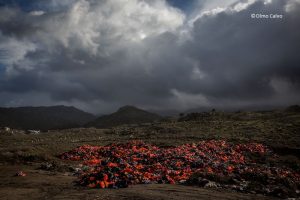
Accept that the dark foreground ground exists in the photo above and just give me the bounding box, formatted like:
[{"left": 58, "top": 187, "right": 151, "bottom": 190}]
[
  {"left": 0, "top": 110, "right": 299, "bottom": 199},
  {"left": 0, "top": 164, "right": 276, "bottom": 200}
]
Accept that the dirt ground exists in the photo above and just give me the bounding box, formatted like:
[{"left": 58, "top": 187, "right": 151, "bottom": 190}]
[{"left": 0, "top": 111, "right": 299, "bottom": 199}]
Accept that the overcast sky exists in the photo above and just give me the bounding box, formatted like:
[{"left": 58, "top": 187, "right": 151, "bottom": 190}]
[{"left": 0, "top": 0, "right": 299, "bottom": 114}]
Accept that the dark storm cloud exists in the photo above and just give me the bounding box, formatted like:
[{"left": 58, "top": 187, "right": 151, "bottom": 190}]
[
  {"left": 0, "top": 0, "right": 299, "bottom": 113},
  {"left": 184, "top": 0, "right": 300, "bottom": 105}
]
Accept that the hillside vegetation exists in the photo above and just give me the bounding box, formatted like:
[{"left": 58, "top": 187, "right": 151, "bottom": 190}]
[
  {"left": 0, "top": 106, "right": 95, "bottom": 130},
  {"left": 86, "top": 105, "right": 162, "bottom": 128}
]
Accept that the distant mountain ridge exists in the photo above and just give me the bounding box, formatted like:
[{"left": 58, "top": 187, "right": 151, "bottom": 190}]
[
  {"left": 86, "top": 105, "right": 162, "bottom": 128},
  {"left": 0, "top": 105, "right": 95, "bottom": 130}
]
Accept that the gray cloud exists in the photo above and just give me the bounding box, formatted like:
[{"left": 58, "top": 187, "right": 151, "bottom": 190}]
[
  {"left": 0, "top": 0, "right": 299, "bottom": 114},
  {"left": 185, "top": 0, "right": 300, "bottom": 105}
]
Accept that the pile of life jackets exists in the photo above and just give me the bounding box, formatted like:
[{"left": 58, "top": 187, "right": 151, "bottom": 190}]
[{"left": 60, "top": 140, "right": 299, "bottom": 195}]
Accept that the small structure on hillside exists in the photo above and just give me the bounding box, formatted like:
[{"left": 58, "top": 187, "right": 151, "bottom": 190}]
[{"left": 26, "top": 130, "right": 41, "bottom": 134}]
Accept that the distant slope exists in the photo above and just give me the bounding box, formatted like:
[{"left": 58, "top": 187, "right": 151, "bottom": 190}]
[
  {"left": 285, "top": 105, "right": 300, "bottom": 113},
  {"left": 0, "top": 105, "right": 95, "bottom": 130},
  {"left": 86, "top": 105, "right": 162, "bottom": 128}
]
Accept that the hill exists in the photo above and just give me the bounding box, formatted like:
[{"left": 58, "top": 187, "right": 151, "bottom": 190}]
[
  {"left": 0, "top": 105, "right": 95, "bottom": 130},
  {"left": 285, "top": 105, "right": 300, "bottom": 113},
  {"left": 86, "top": 105, "right": 162, "bottom": 128}
]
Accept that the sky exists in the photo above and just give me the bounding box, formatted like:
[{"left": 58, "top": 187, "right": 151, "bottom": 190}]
[{"left": 0, "top": 0, "right": 299, "bottom": 114}]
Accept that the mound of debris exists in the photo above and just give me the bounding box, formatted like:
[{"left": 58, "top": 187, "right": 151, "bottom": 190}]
[{"left": 60, "top": 140, "right": 299, "bottom": 198}]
